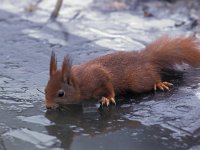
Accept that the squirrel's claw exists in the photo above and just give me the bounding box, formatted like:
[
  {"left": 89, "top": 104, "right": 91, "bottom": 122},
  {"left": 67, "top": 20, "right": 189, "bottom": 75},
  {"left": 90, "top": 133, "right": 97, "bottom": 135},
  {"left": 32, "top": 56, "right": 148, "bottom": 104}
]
[
  {"left": 154, "top": 81, "right": 173, "bottom": 92},
  {"left": 100, "top": 97, "right": 116, "bottom": 107}
]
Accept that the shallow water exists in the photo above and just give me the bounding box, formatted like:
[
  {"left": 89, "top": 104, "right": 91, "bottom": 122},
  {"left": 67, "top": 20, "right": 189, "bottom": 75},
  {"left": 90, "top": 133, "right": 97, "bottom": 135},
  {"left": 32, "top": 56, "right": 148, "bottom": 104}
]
[{"left": 0, "top": 0, "right": 200, "bottom": 150}]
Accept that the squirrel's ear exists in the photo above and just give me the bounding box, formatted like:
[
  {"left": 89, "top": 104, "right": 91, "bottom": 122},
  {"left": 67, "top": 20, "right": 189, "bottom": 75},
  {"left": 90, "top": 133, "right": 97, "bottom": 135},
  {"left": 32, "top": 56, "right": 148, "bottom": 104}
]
[
  {"left": 62, "top": 55, "right": 72, "bottom": 84},
  {"left": 50, "top": 51, "right": 57, "bottom": 76}
]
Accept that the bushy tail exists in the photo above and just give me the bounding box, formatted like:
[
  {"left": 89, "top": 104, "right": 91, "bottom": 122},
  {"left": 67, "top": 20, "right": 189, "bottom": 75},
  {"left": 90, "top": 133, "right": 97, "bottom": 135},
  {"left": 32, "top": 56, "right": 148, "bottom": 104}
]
[{"left": 144, "top": 36, "right": 200, "bottom": 70}]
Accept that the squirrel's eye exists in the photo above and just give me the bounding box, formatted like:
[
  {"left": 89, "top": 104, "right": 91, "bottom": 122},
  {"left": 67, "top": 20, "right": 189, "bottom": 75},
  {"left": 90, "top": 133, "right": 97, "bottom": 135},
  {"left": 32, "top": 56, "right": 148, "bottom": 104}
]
[{"left": 57, "top": 90, "right": 65, "bottom": 97}]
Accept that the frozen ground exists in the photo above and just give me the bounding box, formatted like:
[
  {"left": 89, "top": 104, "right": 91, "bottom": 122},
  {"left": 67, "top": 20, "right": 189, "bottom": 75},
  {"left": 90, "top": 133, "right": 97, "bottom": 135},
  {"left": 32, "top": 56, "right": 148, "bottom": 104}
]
[{"left": 0, "top": 0, "right": 200, "bottom": 150}]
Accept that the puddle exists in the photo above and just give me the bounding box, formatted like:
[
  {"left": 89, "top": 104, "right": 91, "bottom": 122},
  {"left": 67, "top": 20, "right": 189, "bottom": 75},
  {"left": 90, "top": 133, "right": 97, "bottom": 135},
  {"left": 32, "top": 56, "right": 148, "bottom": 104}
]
[
  {"left": 17, "top": 115, "right": 53, "bottom": 126},
  {"left": 3, "top": 128, "right": 60, "bottom": 149}
]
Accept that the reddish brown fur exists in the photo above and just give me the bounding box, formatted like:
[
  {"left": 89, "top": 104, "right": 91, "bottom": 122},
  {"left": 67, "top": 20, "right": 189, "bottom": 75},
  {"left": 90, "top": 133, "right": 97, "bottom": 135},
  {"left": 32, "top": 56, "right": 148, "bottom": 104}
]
[{"left": 45, "top": 36, "right": 200, "bottom": 109}]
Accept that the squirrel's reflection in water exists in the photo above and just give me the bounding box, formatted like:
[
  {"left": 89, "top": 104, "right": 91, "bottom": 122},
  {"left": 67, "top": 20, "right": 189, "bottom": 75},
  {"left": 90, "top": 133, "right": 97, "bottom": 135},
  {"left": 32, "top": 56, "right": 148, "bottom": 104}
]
[{"left": 45, "top": 103, "right": 141, "bottom": 149}]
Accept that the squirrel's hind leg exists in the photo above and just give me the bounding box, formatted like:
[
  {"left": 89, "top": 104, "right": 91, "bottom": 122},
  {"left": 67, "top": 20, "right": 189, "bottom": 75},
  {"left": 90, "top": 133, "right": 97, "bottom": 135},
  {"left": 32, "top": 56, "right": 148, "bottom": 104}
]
[{"left": 127, "top": 68, "right": 173, "bottom": 93}]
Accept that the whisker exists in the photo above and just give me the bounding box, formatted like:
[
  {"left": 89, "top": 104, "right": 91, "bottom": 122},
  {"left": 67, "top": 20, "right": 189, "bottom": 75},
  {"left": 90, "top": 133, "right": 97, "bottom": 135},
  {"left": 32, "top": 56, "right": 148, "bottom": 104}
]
[{"left": 37, "top": 89, "right": 45, "bottom": 95}]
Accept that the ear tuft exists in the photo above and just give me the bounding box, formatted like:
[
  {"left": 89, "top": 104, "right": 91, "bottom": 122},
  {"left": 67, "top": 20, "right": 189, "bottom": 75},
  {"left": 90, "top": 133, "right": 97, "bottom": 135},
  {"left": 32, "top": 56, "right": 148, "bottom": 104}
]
[
  {"left": 50, "top": 51, "right": 57, "bottom": 76},
  {"left": 62, "top": 54, "right": 72, "bottom": 84}
]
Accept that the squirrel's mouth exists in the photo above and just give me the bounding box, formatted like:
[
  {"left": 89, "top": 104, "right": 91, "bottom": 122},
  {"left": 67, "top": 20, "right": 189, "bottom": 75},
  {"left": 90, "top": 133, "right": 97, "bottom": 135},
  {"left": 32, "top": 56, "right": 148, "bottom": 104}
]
[
  {"left": 46, "top": 103, "right": 67, "bottom": 111},
  {"left": 46, "top": 103, "right": 83, "bottom": 112}
]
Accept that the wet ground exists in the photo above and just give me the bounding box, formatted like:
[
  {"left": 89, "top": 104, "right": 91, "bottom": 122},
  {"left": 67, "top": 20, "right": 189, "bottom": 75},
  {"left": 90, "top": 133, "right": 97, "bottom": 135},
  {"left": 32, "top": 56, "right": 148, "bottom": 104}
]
[{"left": 0, "top": 0, "right": 200, "bottom": 150}]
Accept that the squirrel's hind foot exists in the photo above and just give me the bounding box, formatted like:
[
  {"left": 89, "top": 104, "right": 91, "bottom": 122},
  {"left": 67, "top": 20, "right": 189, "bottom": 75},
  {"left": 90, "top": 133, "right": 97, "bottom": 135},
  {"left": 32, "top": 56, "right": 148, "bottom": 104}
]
[{"left": 154, "top": 81, "right": 173, "bottom": 91}]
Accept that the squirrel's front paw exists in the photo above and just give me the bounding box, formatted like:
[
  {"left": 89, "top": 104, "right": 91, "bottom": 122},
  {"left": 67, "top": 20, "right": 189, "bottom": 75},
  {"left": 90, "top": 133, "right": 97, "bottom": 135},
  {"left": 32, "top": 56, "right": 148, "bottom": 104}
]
[{"left": 100, "top": 97, "right": 116, "bottom": 107}]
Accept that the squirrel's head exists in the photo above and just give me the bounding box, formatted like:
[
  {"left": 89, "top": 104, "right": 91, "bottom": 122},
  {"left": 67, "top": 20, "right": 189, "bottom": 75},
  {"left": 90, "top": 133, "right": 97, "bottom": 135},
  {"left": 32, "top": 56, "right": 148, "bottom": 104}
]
[{"left": 45, "top": 51, "right": 80, "bottom": 110}]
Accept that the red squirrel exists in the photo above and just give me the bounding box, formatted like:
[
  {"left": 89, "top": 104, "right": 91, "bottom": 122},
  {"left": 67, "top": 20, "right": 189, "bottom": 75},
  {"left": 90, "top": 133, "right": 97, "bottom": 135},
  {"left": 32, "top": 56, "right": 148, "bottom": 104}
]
[{"left": 45, "top": 36, "right": 200, "bottom": 109}]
